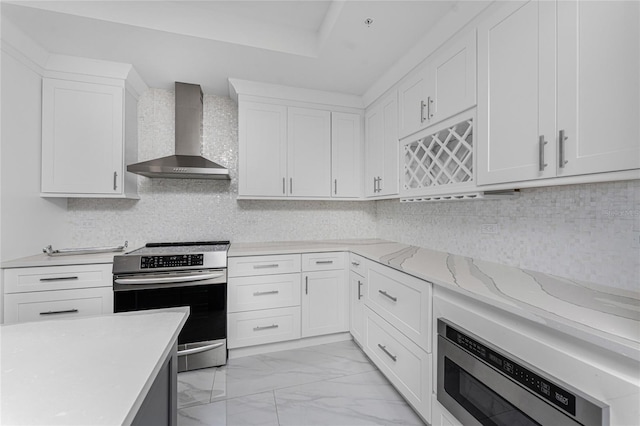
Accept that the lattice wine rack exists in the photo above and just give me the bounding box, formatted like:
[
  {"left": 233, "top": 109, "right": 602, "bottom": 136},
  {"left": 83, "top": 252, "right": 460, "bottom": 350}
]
[{"left": 402, "top": 115, "right": 474, "bottom": 194}]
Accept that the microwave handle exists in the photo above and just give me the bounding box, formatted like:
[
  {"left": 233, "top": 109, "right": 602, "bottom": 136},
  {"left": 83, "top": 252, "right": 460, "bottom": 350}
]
[{"left": 114, "top": 272, "right": 224, "bottom": 285}]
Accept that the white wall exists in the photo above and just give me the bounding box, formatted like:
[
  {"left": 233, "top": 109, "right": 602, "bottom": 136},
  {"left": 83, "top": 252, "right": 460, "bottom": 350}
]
[
  {"left": 0, "top": 20, "right": 69, "bottom": 262},
  {"left": 376, "top": 181, "right": 640, "bottom": 291},
  {"left": 65, "top": 89, "right": 377, "bottom": 248}
]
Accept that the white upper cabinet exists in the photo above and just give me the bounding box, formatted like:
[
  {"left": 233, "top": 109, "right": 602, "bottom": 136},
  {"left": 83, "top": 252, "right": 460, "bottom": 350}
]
[
  {"left": 287, "top": 107, "right": 331, "bottom": 197},
  {"left": 41, "top": 58, "right": 145, "bottom": 198},
  {"left": 478, "top": 0, "right": 640, "bottom": 186},
  {"left": 331, "top": 112, "right": 363, "bottom": 198},
  {"left": 556, "top": 0, "right": 640, "bottom": 177},
  {"left": 238, "top": 101, "right": 288, "bottom": 197},
  {"left": 398, "top": 30, "right": 476, "bottom": 140},
  {"left": 365, "top": 90, "right": 399, "bottom": 198}
]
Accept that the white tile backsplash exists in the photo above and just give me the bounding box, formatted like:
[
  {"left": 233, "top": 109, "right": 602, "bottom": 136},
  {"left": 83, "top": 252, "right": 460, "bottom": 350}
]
[{"left": 66, "top": 88, "right": 639, "bottom": 291}]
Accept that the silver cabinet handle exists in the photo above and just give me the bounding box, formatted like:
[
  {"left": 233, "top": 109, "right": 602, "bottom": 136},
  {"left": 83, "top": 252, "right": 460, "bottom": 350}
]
[
  {"left": 253, "top": 264, "right": 279, "bottom": 269},
  {"left": 420, "top": 100, "right": 426, "bottom": 123},
  {"left": 357, "top": 280, "right": 363, "bottom": 300},
  {"left": 305, "top": 276, "right": 309, "bottom": 295},
  {"left": 378, "top": 290, "right": 397, "bottom": 302},
  {"left": 377, "top": 177, "right": 382, "bottom": 193},
  {"left": 539, "top": 135, "right": 548, "bottom": 171},
  {"left": 559, "top": 129, "right": 568, "bottom": 168},
  {"left": 315, "top": 260, "right": 333, "bottom": 265},
  {"left": 113, "top": 171, "right": 118, "bottom": 190},
  {"left": 290, "top": 177, "right": 293, "bottom": 194},
  {"left": 253, "top": 290, "right": 279, "bottom": 296},
  {"left": 39, "top": 276, "right": 78, "bottom": 282},
  {"left": 254, "top": 324, "right": 279, "bottom": 331},
  {"left": 40, "top": 309, "right": 79, "bottom": 316},
  {"left": 428, "top": 96, "right": 435, "bottom": 119},
  {"left": 334, "top": 179, "right": 337, "bottom": 195},
  {"left": 178, "top": 342, "right": 224, "bottom": 357},
  {"left": 351, "top": 261, "right": 360, "bottom": 267},
  {"left": 283, "top": 177, "right": 286, "bottom": 195},
  {"left": 377, "top": 344, "right": 397, "bottom": 362}
]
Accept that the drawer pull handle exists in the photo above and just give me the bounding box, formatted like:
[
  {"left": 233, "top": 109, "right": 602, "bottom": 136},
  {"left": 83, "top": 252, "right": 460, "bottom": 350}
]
[
  {"left": 357, "top": 280, "right": 363, "bottom": 300},
  {"left": 253, "top": 264, "right": 279, "bottom": 269},
  {"left": 377, "top": 344, "right": 397, "bottom": 362},
  {"left": 315, "top": 260, "right": 333, "bottom": 265},
  {"left": 351, "top": 261, "right": 360, "bottom": 267},
  {"left": 253, "top": 290, "right": 279, "bottom": 296},
  {"left": 40, "top": 309, "right": 79, "bottom": 316},
  {"left": 39, "top": 276, "right": 79, "bottom": 282},
  {"left": 254, "top": 324, "right": 279, "bottom": 331},
  {"left": 378, "top": 290, "right": 397, "bottom": 302}
]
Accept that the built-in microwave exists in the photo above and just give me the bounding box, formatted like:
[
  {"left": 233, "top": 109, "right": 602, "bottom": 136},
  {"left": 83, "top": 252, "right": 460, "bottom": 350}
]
[{"left": 437, "top": 319, "right": 609, "bottom": 426}]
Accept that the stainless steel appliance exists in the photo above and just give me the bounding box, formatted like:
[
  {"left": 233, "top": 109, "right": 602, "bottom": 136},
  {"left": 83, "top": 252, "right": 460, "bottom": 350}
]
[
  {"left": 437, "top": 319, "right": 608, "bottom": 426},
  {"left": 113, "top": 241, "right": 229, "bottom": 372}
]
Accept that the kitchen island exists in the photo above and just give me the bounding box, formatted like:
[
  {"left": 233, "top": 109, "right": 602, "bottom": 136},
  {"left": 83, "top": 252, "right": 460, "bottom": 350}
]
[{"left": 1, "top": 307, "right": 189, "bottom": 425}]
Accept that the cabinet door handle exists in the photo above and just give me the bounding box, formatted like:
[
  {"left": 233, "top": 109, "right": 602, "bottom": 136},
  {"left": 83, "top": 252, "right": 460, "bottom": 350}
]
[
  {"left": 538, "top": 135, "right": 548, "bottom": 171},
  {"left": 559, "top": 130, "right": 568, "bottom": 168},
  {"left": 254, "top": 324, "right": 279, "bottom": 331},
  {"left": 334, "top": 179, "right": 338, "bottom": 195},
  {"left": 283, "top": 177, "right": 286, "bottom": 195},
  {"left": 378, "top": 289, "right": 397, "bottom": 302},
  {"left": 315, "top": 260, "right": 333, "bottom": 265},
  {"left": 305, "top": 276, "right": 309, "bottom": 295},
  {"left": 253, "top": 290, "right": 279, "bottom": 296},
  {"left": 357, "top": 280, "right": 363, "bottom": 300},
  {"left": 253, "top": 264, "right": 279, "bottom": 269},
  {"left": 377, "top": 344, "right": 397, "bottom": 362},
  {"left": 39, "top": 276, "right": 79, "bottom": 282},
  {"left": 351, "top": 261, "right": 360, "bottom": 267},
  {"left": 113, "top": 171, "right": 118, "bottom": 190},
  {"left": 40, "top": 309, "right": 79, "bottom": 316},
  {"left": 428, "top": 96, "right": 435, "bottom": 119},
  {"left": 420, "top": 100, "right": 426, "bottom": 123},
  {"left": 290, "top": 177, "right": 293, "bottom": 194}
]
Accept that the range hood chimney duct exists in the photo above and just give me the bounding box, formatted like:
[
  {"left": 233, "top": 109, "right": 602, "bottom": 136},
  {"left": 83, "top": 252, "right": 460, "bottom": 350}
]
[{"left": 127, "top": 82, "right": 230, "bottom": 180}]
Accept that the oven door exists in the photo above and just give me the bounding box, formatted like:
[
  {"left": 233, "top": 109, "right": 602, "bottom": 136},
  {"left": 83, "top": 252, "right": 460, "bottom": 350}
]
[{"left": 114, "top": 269, "right": 227, "bottom": 371}]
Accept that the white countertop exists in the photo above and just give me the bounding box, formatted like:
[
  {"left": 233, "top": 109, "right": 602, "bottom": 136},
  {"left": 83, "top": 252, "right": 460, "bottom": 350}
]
[
  {"left": 0, "top": 307, "right": 189, "bottom": 425},
  {"left": 230, "top": 239, "right": 640, "bottom": 360},
  {"left": 1, "top": 251, "right": 120, "bottom": 268}
]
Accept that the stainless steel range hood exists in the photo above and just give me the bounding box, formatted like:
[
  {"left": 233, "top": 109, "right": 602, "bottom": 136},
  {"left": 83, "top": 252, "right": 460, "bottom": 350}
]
[{"left": 127, "top": 82, "right": 230, "bottom": 180}]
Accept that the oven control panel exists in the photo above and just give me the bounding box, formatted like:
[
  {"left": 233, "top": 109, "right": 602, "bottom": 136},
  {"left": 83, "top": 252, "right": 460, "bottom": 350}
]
[
  {"left": 446, "top": 325, "right": 577, "bottom": 416},
  {"left": 140, "top": 254, "right": 204, "bottom": 269}
]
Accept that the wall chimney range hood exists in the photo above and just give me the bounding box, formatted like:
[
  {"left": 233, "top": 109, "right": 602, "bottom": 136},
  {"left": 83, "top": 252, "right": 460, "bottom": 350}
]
[{"left": 127, "top": 82, "right": 230, "bottom": 180}]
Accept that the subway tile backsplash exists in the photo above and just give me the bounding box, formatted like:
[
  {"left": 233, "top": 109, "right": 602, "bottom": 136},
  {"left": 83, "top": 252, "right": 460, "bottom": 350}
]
[{"left": 67, "top": 89, "right": 639, "bottom": 291}]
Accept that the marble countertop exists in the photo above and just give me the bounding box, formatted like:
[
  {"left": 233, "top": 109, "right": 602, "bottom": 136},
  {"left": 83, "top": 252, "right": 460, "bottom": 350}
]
[
  {"left": 1, "top": 307, "right": 189, "bottom": 425},
  {"left": 230, "top": 239, "right": 640, "bottom": 360}
]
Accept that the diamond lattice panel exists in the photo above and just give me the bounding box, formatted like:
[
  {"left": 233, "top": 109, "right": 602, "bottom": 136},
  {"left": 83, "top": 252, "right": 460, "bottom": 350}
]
[{"left": 404, "top": 118, "right": 473, "bottom": 190}]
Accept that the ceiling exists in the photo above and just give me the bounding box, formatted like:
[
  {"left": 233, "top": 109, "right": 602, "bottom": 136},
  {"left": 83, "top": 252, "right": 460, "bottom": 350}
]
[{"left": 1, "top": 1, "right": 480, "bottom": 98}]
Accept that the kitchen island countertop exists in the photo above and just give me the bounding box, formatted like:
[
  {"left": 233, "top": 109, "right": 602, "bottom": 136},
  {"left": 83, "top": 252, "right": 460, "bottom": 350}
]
[
  {"left": 229, "top": 239, "right": 640, "bottom": 360},
  {"left": 0, "top": 307, "right": 189, "bottom": 425}
]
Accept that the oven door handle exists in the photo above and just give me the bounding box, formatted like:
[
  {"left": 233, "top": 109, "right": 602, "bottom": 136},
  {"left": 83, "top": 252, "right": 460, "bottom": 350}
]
[
  {"left": 178, "top": 342, "right": 225, "bottom": 357},
  {"left": 114, "top": 272, "right": 225, "bottom": 285}
]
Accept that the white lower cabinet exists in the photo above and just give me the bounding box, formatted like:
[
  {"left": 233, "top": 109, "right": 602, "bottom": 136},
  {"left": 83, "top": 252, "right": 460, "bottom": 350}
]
[
  {"left": 2, "top": 263, "right": 113, "bottom": 324},
  {"left": 228, "top": 307, "right": 301, "bottom": 348},
  {"left": 364, "top": 307, "right": 431, "bottom": 420},
  {"left": 228, "top": 274, "right": 301, "bottom": 313},
  {"left": 349, "top": 270, "right": 366, "bottom": 345},
  {"left": 430, "top": 394, "right": 463, "bottom": 426}
]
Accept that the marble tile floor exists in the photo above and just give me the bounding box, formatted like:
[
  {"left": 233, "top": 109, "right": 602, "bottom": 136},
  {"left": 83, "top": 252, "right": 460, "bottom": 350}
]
[{"left": 177, "top": 340, "right": 426, "bottom": 426}]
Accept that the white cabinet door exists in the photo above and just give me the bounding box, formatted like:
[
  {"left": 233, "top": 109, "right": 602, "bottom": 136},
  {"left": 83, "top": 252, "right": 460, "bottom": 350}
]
[
  {"left": 349, "top": 271, "right": 365, "bottom": 345},
  {"left": 477, "top": 0, "right": 556, "bottom": 185},
  {"left": 238, "top": 101, "right": 288, "bottom": 197},
  {"left": 287, "top": 107, "right": 331, "bottom": 197},
  {"left": 398, "top": 68, "right": 429, "bottom": 139},
  {"left": 557, "top": 0, "right": 640, "bottom": 176},
  {"left": 331, "top": 112, "right": 362, "bottom": 198},
  {"left": 41, "top": 79, "right": 125, "bottom": 195},
  {"left": 301, "top": 270, "right": 348, "bottom": 338},
  {"left": 365, "top": 91, "right": 399, "bottom": 198}
]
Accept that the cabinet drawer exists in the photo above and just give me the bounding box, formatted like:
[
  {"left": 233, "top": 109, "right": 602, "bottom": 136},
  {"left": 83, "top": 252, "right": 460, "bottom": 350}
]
[
  {"left": 301, "top": 252, "right": 345, "bottom": 271},
  {"left": 227, "top": 307, "right": 301, "bottom": 348},
  {"left": 366, "top": 260, "right": 432, "bottom": 351},
  {"left": 349, "top": 253, "right": 366, "bottom": 275},
  {"left": 228, "top": 255, "right": 301, "bottom": 277},
  {"left": 3, "top": 287, "right": 114, "bottom": 324},
  {"left": 3, "top": 264, "right": 112, "bottom": 294},
  {"left": 228, "top": 274, "right": 301, "bottom": 313},
  {"left": 365, "top": 307, "right": 431, "bottom": 420}
]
